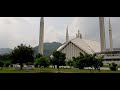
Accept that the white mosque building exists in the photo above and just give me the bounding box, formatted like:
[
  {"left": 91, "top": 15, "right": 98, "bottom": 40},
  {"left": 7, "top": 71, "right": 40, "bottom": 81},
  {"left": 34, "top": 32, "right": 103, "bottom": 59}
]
[
  {"left": 56, "top": 17, "right": 106, "bottom": 61},
  {"left": 57, "top": 29, "right": 100, "bottom": 61},
  {"left": 39, "top": 17, "right": 120, "bottom": 64},
  {"left": 56, "top": 17, "right": 120, "bottom": 65}
]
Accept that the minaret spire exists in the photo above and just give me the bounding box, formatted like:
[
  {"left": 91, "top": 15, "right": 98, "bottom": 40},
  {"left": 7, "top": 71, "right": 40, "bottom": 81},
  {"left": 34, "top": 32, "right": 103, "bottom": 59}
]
[
  {"left": 99, "top": 17, "right": 106, "bottom": 52},
  {"left": 77, "top": 30, "right": 82, "bottom": 39},
  {"left": 66, "top": 25, "right": 69, "bottom": 42},
  {"left": 109, "top": 17, "right": 113, "bottom": 51},
  {"left": 38, "top": 17, "right": 44, "bottom": 55}
]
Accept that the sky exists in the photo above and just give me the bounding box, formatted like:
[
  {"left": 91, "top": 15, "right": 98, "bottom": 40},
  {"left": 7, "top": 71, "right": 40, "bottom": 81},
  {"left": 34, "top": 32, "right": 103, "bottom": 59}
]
[{"left": 0, "top": 17, "right": 119, "bottom": 49}]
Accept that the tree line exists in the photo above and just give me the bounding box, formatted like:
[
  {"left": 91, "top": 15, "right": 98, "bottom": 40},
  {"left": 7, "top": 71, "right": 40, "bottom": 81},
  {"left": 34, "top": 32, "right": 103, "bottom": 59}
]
[{"left": 0, "top": 43, "right": 109, "bottom": 71}]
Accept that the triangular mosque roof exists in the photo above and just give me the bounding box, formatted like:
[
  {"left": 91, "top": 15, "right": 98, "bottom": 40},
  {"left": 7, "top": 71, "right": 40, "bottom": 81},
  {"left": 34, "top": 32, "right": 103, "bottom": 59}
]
[{"left": 57, "top": 37, "right": 100, "bottom": 54}]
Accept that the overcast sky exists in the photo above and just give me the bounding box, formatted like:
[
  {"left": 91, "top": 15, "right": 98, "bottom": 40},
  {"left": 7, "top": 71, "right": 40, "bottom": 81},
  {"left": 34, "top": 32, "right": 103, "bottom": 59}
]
[{"left": 0, "top": 17, "right": 119, "bottom": 49}]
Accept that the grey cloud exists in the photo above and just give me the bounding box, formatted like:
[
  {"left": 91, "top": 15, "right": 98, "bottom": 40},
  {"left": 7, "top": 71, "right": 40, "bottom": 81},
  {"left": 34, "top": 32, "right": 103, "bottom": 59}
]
[
  {"left": 0, "top": 17, "right": 120, "bottom": 49},
  {"left": 70, "top": 17, "right": 120, "bottom": 48}
]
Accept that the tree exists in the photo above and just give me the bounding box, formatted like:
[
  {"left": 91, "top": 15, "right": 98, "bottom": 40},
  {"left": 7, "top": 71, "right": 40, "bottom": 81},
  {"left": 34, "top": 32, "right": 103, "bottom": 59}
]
[
  {"left": 72, "top": 53, "right": 103, "bottom": 70},
  {"left": 34, "top": 53, "right": 43, "bottom": 59},
  {"left": 10, "top": 44, "right": 34, "bottom": 70},
  {"left": 34, "top": 57, "right": 50, "bottom": 68},
  {"left": 50, "top": 57, "right": 56, "bottom": 68},
  {"left": 0, "top": 54, "right": 11, "bottom": 61},
  {"left": 91, "top": 54, "right": 103, "bottom": 70},
  {"left": 72, "top": 53, "right": 86, "bottom": 69},
  {"left": 67, "top": 60, "right": 73, "bottom": 69},
  {"left": 0, "top": 60, "right": 4, "bottom": 69},
  {"left": 34, "top": 59, "right": 39, "bottom": 67},
  {"left": 0, "top": 54, "right": 12, "bottom": 68},
  {"left": 39, "top": 57, "right": 50, "bottom": 68},
  {"left": 52, "top": 51, "right": 66, "bottom": 69},
  {"left": 4, "top": 60, "right": 11, "bottom": 67}
]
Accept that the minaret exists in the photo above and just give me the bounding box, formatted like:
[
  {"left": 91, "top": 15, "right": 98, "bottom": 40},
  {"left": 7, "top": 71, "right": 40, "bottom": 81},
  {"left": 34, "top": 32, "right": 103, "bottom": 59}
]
[
  {"left": 38, "top": 17, "right": 44, "bottom": 55},
  {"left": 109, "top": 17, "right": 113, "bottom": 51},
  {"left": 99, "top": 17, "right": 106, "bottom": 52},
  {"left": 77, "top": 30, "right": 82, "bottom": 39},
  {"left": 66, "top": 26, "right": 69, "bottom": 42}
]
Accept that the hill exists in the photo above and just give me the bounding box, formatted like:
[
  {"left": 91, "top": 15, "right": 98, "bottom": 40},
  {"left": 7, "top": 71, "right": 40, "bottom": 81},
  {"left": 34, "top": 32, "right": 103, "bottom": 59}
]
[
  {"left": 0, "top": 42, "right": 62, "bottom": 56},
  {"left": 33, "top": 42, "right": 62, "bottom": 56},
  {"left": 0, "top": 48, "right": 12, "bottom": 55}
]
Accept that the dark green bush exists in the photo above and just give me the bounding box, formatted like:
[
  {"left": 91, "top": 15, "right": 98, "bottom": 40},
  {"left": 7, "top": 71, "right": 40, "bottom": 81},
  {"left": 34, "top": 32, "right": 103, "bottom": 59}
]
[{"left": 109, "top": 63, "right": 118, "bottom": 71}]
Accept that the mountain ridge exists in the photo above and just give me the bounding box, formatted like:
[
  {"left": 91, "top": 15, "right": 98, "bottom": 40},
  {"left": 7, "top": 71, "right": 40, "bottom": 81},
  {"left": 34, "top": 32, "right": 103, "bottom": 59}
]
[
  {"left": 0, "top": 43, "right": 120, "bottom": 56},
  {"left": 0, "top": 42, "right": 62, "bottom": 56}
]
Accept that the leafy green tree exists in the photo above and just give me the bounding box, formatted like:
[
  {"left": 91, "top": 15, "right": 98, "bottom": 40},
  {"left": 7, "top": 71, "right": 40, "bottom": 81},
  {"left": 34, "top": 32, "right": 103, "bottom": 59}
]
[
  {"left": 52, "top": 51, "right": 66, "bottom": 69},
  {"left": 93, "top": 55, "right": 103, "bottom": 70},
  {"left": 50, "top": 57, "right": 56, "bottom": 68},
  {"left": 4, "top": 60, "right": 11, "bottom": 67},
  {"left": 34, "top": 59, "right": 39, "bottom": 67},
  {"left": 10, "top": 44, "right": 34, "bottom": 69},
  {"left": 0, "top": 54, "right": 11, "bottom": 61},
  {"left": 39, "top": 57, "right": 50, "bottom": 68},
  {"left": 0, "top": 60, "right": 4, "bottom": 69},
  {"left": 34, "top": 53, "right": 43, "bottom": 59},
  {"left": 72, "top": 53, "right": 86, "bottom": 69},
  {"left": 72, "top": 53, "right": 103, "bottom": 70},
  {"left": 67, "top": 60, "right": 73, "bottom": 69},
  {"left": 34, "top": 57, "right": 50, "bottom": 68}
]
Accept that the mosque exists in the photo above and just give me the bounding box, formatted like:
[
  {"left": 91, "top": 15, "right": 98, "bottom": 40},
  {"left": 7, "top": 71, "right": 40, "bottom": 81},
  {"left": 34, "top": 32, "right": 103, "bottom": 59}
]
[
  {"left": 57, "top": 29, "right": 100, "bottom": 61},
  {"left": 39, "top": 17, "right": 120, "bottom": 64}
]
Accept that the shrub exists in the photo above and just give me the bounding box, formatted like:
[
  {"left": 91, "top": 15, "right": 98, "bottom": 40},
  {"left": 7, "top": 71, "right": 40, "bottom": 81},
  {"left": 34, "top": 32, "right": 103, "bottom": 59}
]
[
  {"left": 34, "top": 62, "right": 39, "bottom": 67},
  {"left": 4, "top": 61, "right": 11, "bottom": 67},
  {"left": 109, "top": 63, "right": 118, "bottom": 71}
]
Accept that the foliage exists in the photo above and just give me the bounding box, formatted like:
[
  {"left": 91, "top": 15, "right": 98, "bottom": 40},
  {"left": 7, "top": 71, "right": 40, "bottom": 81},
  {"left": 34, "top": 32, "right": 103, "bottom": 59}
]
[
  {"left": 39, "top": 57, "right": 50, "bottom": 68},
  {"left": 34, "top": 57, "right": 50, "bottom": 68},
  {"left": 10, "top": 44, "right": 34, "bottom": 69},
  {"left": 51, "top": 51, "right": 66, "bottom": 69},
  {"left": 67, "top": 60, "right": 73, "bottom": 68},
  {"left": 26, "top": 62, "right": 33, "bottom": 65},
  {"left": 0, "top": 54, "right": 12, "bottom": 67},
  {"left": 0, "top": 54, "right": 11, "bottom": 61},
  {"left": 34, "top": 60, "right": 39, "bottom": 67},
  {"left": 109, "top": 63, "right": 118, "bottom": 71},
  {"left": 93, "top": 55, "right": 103, "bottom": 70},
  {"left": 34, "top": 53, "right": 43, "bottom": 59},
  {"left": 4, "top": 60, "right": 11, "bottom": 67},
  {"left": 72, "top": 53, "right": 104, "bottom": 70},
  {"left": 0, "top": 60, "right": 4, "bottom": 69}
]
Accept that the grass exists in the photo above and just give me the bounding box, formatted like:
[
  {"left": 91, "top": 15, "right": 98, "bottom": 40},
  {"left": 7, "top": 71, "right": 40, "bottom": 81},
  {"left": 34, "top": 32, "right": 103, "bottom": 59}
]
[{"left": 0, "top": 67, "right": 119, "bottom": 73}]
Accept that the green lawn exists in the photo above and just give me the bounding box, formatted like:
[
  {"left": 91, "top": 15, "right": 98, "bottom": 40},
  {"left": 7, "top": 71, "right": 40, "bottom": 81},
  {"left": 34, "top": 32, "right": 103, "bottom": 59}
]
[{"left": 0, "top": 67, "right": 119, "bottom": 73}]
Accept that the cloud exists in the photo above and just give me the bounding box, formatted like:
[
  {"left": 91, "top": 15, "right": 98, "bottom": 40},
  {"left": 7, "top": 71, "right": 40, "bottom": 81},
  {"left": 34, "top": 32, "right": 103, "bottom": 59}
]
[
  {"left": 0, "top": 17, "right": 120, "bottom": 49},
  {"left": 69, "top": 17, "right": 120, "bottom": 48}
]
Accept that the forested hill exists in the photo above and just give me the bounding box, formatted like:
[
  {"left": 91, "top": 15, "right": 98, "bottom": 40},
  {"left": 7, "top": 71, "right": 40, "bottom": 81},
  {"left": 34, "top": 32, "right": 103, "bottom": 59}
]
[
  {"left": 33, "top": 42, "right": 62, "bottom": 56},
  {"left": 1, "top": 44, "right": 120, "bottom": 56},
  {"left": 0, "top": 42, "right": 62, "bottom": 56},
  {"left": 0, "top": 48, "right": 12, "bottom": 55}
]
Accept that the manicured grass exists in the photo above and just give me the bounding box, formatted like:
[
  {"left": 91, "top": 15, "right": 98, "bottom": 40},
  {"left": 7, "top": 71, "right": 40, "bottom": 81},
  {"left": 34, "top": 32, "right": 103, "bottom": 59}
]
[{"left": 0, "top": 67, "right": 120, "bottom": 73}]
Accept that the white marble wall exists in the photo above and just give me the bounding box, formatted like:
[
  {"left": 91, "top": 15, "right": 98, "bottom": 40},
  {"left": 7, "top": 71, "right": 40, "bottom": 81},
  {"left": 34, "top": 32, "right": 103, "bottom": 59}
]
[{"left": 61, "top": 42, "right": 85, "bottom": 61}]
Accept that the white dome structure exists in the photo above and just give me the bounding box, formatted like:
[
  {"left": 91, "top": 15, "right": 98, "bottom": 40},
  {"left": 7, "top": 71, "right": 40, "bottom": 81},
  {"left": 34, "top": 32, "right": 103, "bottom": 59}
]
[{"left": 57, "top": 30, "right": 100, "bottom": 61}]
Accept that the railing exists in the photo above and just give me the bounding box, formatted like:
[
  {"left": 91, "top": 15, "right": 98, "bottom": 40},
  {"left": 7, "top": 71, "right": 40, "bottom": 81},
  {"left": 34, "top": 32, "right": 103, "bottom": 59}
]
[{"left": 104, "top": 54, "right": 120, "bottom": 59}]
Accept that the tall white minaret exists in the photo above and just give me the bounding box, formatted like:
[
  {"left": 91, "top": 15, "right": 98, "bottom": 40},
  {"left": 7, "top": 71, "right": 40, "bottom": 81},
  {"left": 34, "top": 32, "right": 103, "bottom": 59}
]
[
  {"left": 99, "top": 17, "right": 106, "bottom": 52},
  {"left": 66, "top": 26, "right": 69, "bottom": 42},
  {"left": 109, "top": 17, "right": 113, "bottom": 51},
  {"left": 38, "top": 17, "right": 44, "bottom": 55}
]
